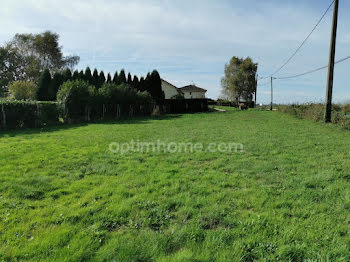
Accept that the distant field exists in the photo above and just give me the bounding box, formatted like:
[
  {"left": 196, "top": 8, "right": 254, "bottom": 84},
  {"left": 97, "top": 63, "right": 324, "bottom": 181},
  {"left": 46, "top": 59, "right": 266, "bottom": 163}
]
[{"left": 0, "top": 109, "right": 349, "bottom": 261}]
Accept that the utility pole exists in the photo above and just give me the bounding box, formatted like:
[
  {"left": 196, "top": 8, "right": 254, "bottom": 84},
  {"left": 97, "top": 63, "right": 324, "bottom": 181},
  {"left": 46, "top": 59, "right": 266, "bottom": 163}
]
[
  {"left": 325, "top": 0, "right": 339, "bottom": 123},
  {"left": 270, "top": 77, "right": 273, "bottom": 111},
  {"left": 255, "top": 75, "right": 258, "bottom": 108}
]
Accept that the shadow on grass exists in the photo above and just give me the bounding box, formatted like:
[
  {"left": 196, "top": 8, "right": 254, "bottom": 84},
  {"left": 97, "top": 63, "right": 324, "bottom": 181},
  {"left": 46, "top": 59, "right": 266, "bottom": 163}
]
[{"left": 0, "top": 114, "right": 183, "bottom": 138}]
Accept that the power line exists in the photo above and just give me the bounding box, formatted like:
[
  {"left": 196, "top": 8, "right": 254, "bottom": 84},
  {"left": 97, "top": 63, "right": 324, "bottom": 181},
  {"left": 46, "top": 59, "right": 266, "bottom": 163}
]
[
  {"left": 275, "top": 55, "right": 350, "bottom": 80},
  {"left": 260, "top": 0, "right": 334, "bottom": 79}
]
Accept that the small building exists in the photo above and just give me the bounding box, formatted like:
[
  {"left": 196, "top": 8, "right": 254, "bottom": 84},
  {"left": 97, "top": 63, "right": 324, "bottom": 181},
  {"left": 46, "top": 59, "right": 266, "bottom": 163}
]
[
  {"left": 179, "top": 85, "right": 207, "bottom": 99},
  {"left": 161, "top": 79, "right": 183, "bottom": 99}
]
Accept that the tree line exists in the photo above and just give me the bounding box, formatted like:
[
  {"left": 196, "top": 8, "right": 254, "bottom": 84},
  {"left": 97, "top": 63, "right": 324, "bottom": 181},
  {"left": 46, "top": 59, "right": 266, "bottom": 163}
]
[{"left": 36, "top": 67, "right": 164, "bottom": 102}]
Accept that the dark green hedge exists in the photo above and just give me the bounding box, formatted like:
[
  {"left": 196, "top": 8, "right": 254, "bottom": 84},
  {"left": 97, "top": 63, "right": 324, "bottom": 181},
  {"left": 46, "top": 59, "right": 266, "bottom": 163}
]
[
  {"left": 0, "top": 100, "right": 60, "bottom": 130},
  {"left": 165, "top": 99, "right": 208, "bottom": 114}
]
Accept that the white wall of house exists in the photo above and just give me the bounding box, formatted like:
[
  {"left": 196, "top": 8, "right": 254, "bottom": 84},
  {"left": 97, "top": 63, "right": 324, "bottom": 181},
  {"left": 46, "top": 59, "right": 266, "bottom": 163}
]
[
  {"left": 182, "top": 91, "right": 206, "bottom": 99},
  {"left": 161, "top": 80, "right": 180, "bottom": 99}
]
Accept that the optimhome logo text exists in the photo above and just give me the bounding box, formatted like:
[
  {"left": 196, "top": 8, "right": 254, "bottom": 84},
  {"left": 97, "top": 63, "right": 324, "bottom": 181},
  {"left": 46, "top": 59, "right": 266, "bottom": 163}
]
[{"left": 109, "top": 140, "right": 244, "bottom": 155}]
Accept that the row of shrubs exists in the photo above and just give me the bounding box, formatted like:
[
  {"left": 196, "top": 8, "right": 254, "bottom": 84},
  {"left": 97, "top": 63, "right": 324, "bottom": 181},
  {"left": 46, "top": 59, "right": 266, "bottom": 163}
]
[
  {"left": 278, "top": 103, "right": 350, "bottom": 129},
  {"left": 57, "top": 80, "right": 154, "bottom": 122},
  {"left": 0, "top": 80, "right": 209, "bottom": 130},
  {"left": 0, "top": 100, "right": 60, "bottom": 129}
]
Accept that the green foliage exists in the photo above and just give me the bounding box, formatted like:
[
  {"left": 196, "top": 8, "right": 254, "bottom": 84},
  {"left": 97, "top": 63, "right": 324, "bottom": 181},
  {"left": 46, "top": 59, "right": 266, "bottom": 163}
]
[
  {"left": 279, "top": 103, "right": 350, "bottom": 129},
  {"left": 72, "top": 70, "right": 79, "bottom": 80},
  {"left": 127, "top": 73, "right": 132, "bottom": 84},
  {"left": 0, "top": 110, "right": 349, "bottom": 260},
  {"left": 221, "top": 57, "right": 257, "bottom": 103},
  {"left": 148, "top": 70, "right": 164, "bottom": 102},
  {"left": 62, "top": 68, "right": 72, "bottom": 82},
  {"left": 112, "top": 72, "right": 120, "bottom": 85},
  {"left": 79, "top": 70, "right": 85, "bottom": 80},
  {"left": 57, "top": 80, "right": 95, "bottom": 121},
  {"left": 106, "top": 73, "right": 112, "bottom": 83},
  {"left": 170, "top": 93, "right": 185, "bottom": 99},
  {"left": 0, "top": 100, "right": 59, "bottom": 129},
  {"left": 132, "top": 75, "right": 139, "bottom": 90},
  {"left": 7, "top": 31, "right": 79, "bottom": 82},
  {"left": 84, "top": 67, "right": 92, "bottom": 84},
  {"left": 0, "top": 44, "right": 26, "bottom": 90},
  {"left": 36, "top": 69, "right": 52, "bottom": 101},
  {"left": 8, "top": 81, "right": 36, "bottom": 100},
  {"left": 50, "top": 72, "right": 64, "bottom": 101},
  {"left": 98, "top": 71, "right": 106, "bottom": 89},
  {"left": 92, "top": 69, "right": 99, "bottom": 87},
  {"left": 119, "top": 70, "right": 127, "bottom": 84}
]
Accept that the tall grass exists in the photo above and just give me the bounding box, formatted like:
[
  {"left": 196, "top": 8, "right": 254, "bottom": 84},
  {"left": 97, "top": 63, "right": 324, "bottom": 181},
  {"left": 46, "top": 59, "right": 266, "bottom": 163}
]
[{"left": 278, "top": 103, "right": 350, "bottom": 129}]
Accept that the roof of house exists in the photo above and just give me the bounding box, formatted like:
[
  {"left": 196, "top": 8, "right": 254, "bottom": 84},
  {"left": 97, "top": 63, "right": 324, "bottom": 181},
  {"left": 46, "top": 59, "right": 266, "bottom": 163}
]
[
  {"left": 161, "top": 79, "right": 182, "bottom": 94},
  {"left": 179, "top": 85, "right": 207, "bottom": 93}
]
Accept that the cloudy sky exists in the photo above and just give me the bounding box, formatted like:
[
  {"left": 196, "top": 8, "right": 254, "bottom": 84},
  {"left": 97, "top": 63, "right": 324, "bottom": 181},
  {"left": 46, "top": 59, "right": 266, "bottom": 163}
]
[{"left": 1, "top": 0, "right": 349, "bottom": 103}]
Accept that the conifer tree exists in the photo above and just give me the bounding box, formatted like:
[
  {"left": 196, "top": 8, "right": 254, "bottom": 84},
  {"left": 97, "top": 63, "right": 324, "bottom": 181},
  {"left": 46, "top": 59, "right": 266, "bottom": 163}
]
[
  {"left": 139, "top": 76, "right": 145, "bottom": 91},
  {"left": 78, "top": 70, "right": 85, "bottom": 80},
  {"left": 127, "top": 73, "right": 132, "bottom": 84},
  {"left": 92, "top": 69, "right": 99, "bottom": 87},
  {"left": 50, "top": 72, "right": 64, "bottom": 100},
  {"left": 62, "top": 68, "right": 72, "bottom": 82},
  {"left": 148, "top": 70, "right": 164, "bottom": 101},
  {"left": 119, "top": 69, "right": 127, "bottom": 84},
  {"left": 84, "top": 67, "right": 92, "bottom": 84},
  {"left": 36, "top": 69, "right": 51, "bottom": 101},
  {"left": 72, "top": 70, "right": 79, "bottom": 80},
  {"left": 132, "top": 75, "right": 139, "bottom": 90},
  {"left": 106, "top": 73, "right": 112, "bottom": 83},
  {"left": 98, "top": 71, "right": 106, "bottom": 89},
  {"left": 113, "top": 71, "right": 119, "bottom": 85}
]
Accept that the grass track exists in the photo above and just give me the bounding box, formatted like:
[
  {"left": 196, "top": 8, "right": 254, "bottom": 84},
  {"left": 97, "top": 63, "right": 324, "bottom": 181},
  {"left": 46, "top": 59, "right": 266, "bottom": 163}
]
[{"left": 0, "top": 109, "right": 349, "bottom": 261}]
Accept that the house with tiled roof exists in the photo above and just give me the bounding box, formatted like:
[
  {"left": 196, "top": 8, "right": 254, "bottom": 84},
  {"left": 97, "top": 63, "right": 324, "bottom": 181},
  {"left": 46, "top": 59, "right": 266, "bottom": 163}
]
[
  {"left": 179, "top": 85, "right": 207, "bottom": 99},
  {"left": 161, "top": 79, "right": 207, "bottom": 99},
  {"left": 161, "top": 79, "right": 183, "bottom": 99}
]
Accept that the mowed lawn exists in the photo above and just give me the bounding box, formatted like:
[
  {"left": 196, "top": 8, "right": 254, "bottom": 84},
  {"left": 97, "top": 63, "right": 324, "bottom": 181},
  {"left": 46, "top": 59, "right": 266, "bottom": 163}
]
[{"left": 0, "top": 109, "right": 349, "bottom": 261}]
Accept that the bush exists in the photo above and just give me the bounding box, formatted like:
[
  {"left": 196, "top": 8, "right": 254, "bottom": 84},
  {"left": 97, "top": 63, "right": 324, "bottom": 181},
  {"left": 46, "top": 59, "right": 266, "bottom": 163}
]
[
  {"left": 57, "top": 80, "right": 95, "bottom": 122},
  {"left": 278, "top": 103, "right": 350, "bottom": 130},
  {"left": 8, "top": 81, "right": 36, "bottom": 100},
  {"left": 0, "top": 100, "right": 59, "bottom": 130},
  {"left": 98, "top": 83, "right": 153, "bottom": 118}
]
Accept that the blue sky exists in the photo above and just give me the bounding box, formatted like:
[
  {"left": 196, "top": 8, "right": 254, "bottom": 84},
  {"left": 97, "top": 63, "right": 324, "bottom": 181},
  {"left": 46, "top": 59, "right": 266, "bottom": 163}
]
[{"left": 1, "top": 0, "right": 349, "bottom": 103}]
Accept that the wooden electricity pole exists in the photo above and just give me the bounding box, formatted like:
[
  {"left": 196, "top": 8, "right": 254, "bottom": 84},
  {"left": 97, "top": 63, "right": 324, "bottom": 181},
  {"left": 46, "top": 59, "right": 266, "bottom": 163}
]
[
  {"left": 255, "top": 75, "right": 258, "bottom": 108},
  {"left": 325, "top": 0, "right": 339, "bottom": 123},
  {"left": 270, "top": 77, "right": 273, "bottom": 111}
]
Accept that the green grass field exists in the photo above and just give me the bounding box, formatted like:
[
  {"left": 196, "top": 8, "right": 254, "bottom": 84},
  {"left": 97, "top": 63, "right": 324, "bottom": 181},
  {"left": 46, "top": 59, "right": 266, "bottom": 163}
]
[{"left": 0, "top": 109, "right": 349, "bottom": 261}]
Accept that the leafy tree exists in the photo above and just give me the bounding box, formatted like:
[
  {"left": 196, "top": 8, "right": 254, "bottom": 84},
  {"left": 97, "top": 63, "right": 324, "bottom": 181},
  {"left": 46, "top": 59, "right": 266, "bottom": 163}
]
[
  {"left": 119, "top": 70, "right": 127, "bottom": 84},
  {"left": 36, "top": 69, "right": 51, "bottom": 101},
  {"left": 84, "top": 67, "right": 92, "bottom": 84},
  {"left": 98, "top": 71, "right": 106, "bottom": 89},
  {"left": 106, "top": 73, "right": 112, "bottom": 83},
  {"left": 8, "top": 81, "right": 36, "bottom": 100},
  {"left": 221, "top": 57, "right": 257, "bottom": 104},
  {"left": 113, "top": 71, "right": 120, "bottom": 85},
  {"left": 8, "top": 31, "right": 79, "bottom": 80},
  {"left": 0, "top": 44, "right": 27, "bottom": 92},
  {"left": 50, "top": 72, "right": 64, "bottom": 100},
  {"left": 92, "top": 69, "right": 99, "bottom": 87}
]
